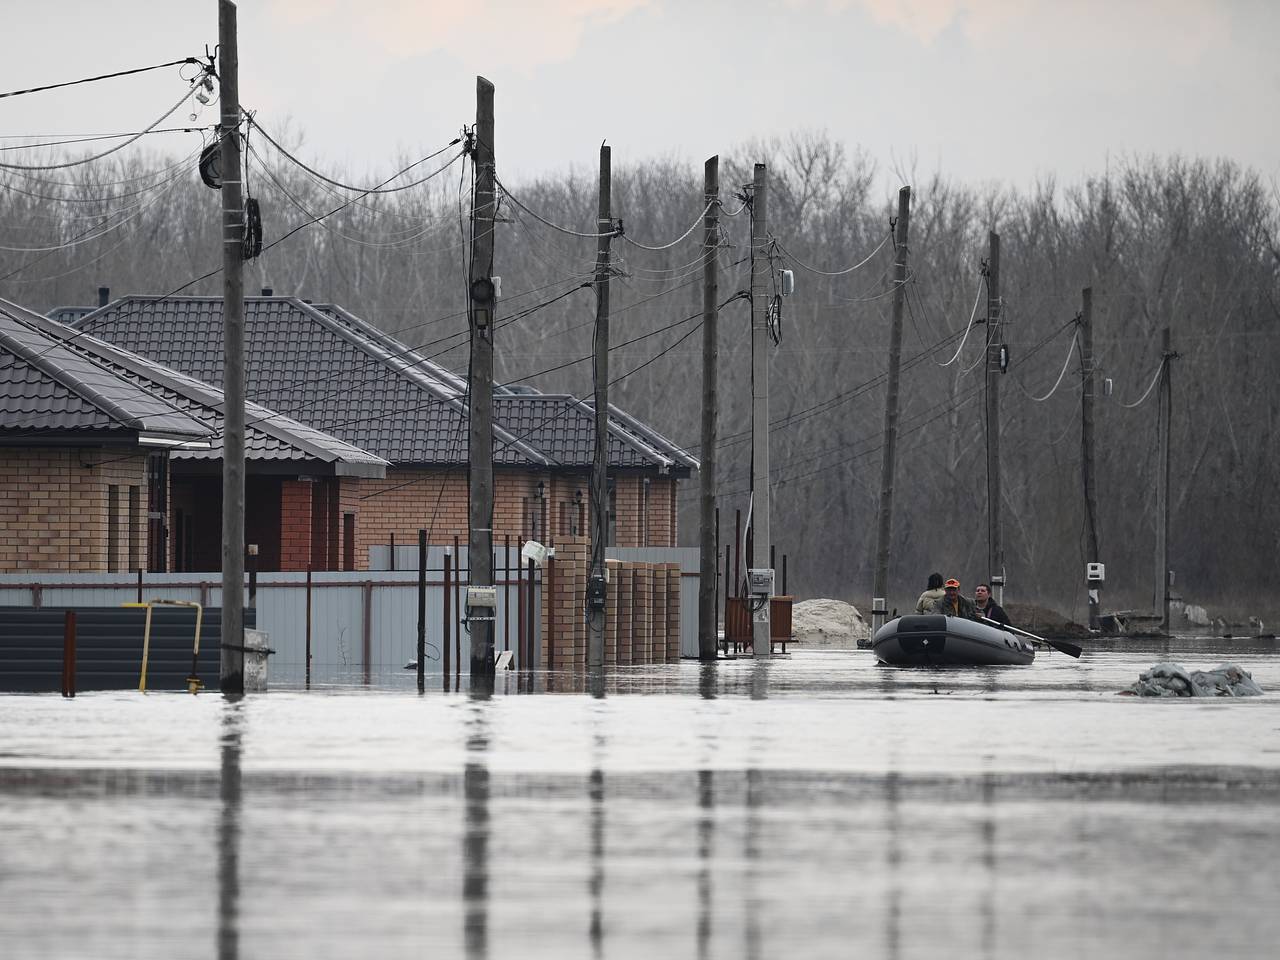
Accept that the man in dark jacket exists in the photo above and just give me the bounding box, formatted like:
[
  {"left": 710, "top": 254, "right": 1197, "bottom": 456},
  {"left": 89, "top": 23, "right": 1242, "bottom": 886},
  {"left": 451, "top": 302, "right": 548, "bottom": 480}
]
[
  {"left": 932, "top": 578, "right": 977, "bottom": 619},
  {"left": 974, "top": 583, "right": 1010, "bottom": 625}
]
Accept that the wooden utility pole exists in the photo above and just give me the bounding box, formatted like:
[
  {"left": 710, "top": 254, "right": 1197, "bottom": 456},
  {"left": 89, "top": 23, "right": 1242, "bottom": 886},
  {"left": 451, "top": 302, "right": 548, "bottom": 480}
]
[
  {"left": 587, "top": 144, "right": 612, "bottom": 668},
  {"left": 985, "top": 231, "right": 1005, "bottom": 603},
  {"left": 749, "top": 163, "right": 772, "bottom": 659},
  {"left": 871, "top": 186, "right": 911, "bottom": 633},
  {"left": 1080, "top": 288, "right": 1102, "bottom": 630},
  {"left": 697, "top": 156, "right": 720, "bottom": 661},
  {"left": 468, "top": 77, "right": 497, "bottom": 688},
  {"left": 218, "top": 0, "right": 245, "bottom": 694},
  {"left": 1157, "top": 327, "right": 1174, "bottom": 633}
]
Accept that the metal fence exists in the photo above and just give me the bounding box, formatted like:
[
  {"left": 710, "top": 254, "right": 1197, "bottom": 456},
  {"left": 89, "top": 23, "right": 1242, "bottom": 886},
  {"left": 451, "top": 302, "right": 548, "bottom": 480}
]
[{"left": 0, "top": 546, "right": 702, "bottom": 685}]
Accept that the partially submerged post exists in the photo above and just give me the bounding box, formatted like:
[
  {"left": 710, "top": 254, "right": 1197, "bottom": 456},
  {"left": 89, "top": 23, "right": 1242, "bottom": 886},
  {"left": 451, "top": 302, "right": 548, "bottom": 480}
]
[
  {"left": 467, "top": 77, "right": 498, "bottom": 690},
  {"left": 417, "top": 529, "right": 426, "bottom": 693},
  {"left": 587, "top": 143, "right": 612, "bottom": 668},
  {"left": 1080, "top": 289, "right": 1103, "bottom": 630},
  {"left": 218, "top": 0, "right": 246, "bottom": 695},
  {"left": 871, "top": 186, "right": 912, "bottom": 634},
  {"left": 697, "top": 155, "right": 720, "bottom": 661},
  {"left": 749, "top": 163, "right": 772, "bottom": 659}
]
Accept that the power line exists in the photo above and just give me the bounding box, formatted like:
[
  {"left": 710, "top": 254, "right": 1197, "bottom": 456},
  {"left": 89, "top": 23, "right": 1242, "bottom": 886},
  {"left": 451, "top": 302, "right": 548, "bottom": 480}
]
[
  {"left": 0, "top": 57, "right": 200, "bottom": 100},
  {"left": 0, "top": 85, "right": 200, "bottom": 172}
]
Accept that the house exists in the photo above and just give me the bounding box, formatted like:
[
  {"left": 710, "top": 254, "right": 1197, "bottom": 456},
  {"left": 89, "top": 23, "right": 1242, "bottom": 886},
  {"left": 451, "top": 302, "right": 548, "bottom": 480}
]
[
  {"left": 1, "top": 298, "right": 387, "bottom": 573},
  {"left": 72, "top": 295, "right": 697, "bottom": 570}
]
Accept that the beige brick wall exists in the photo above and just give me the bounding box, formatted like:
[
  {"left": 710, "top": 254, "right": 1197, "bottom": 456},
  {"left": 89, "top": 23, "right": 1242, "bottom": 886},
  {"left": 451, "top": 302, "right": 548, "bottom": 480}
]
[
  {"left": 351, "top": 467, "right": 681, "bottom": 568},
  {"left": 0, "top": 446, "right": 147, "bottom": 572}
]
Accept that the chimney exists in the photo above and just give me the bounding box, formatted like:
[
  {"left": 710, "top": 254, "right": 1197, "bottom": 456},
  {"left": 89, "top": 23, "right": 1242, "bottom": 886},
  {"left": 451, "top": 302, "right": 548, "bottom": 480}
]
[
  {"left": 97, "top": 286, "right": 109, "bottom": 307},
  {"left": 261, "top": 287, "right": 273, "bottom": 296}
]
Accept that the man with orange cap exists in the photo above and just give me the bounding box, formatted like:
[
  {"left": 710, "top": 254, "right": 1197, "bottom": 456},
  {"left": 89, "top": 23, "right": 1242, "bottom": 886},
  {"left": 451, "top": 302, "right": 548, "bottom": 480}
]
[{"left": 931, "top": 578, "right": 977, "bottom": 619}]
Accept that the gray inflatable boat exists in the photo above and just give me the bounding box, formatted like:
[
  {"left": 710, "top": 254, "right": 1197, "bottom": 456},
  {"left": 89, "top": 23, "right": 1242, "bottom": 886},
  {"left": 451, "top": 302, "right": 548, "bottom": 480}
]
[{"left": 871, "top": 614, "right": 1035, "bottom": 666}]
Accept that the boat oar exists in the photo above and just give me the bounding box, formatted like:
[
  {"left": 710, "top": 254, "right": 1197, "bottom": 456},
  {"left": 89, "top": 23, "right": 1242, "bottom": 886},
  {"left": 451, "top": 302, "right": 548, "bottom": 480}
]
[{"left": 979, "top": 616, "right": 1083, "bottom": 658}]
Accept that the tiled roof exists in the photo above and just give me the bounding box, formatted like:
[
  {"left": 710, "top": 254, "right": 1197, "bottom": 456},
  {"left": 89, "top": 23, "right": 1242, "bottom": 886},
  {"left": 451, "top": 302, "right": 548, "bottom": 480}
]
[
  {"left": 1, "top": 299, "right": 387, "bottom": 477},
  {"left": 0, "top": 304, "right": 211, "bottom": 444},
  {"left": 71, "top": 295, "right": 696, "bottom": 473},
  {"left": 76, "top": 296, "right": 545, "bottom": 467}
]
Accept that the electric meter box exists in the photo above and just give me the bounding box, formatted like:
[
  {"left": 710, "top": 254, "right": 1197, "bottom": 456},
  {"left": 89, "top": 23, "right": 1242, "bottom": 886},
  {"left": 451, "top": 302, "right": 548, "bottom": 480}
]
[
  {"left": 466, "top": 586, "right": 498, "bottom": 610},
  {"left": 1086, "top": 562, "right": 1106, "bottom": 583},
  {"left": 747, "top": 568, "right": 775, "bottom": 597}
]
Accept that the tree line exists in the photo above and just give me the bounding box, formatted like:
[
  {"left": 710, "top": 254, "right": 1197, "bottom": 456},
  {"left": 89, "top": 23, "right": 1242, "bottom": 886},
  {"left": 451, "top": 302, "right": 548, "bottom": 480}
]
[{"left": 3, "top": 130, "right": 1277, "bottom": 621}]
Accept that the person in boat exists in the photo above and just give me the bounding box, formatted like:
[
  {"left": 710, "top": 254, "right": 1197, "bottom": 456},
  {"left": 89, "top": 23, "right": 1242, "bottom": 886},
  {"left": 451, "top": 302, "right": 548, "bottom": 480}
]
[
  {"left": 915, "top": 572, "right": 946, "bottom": 614},
  {"left": 931, "top": 578, "right": 977, "bottom": 619},
  {"left": 974, "top": 582, "right": 1010, "bottom": 625}
]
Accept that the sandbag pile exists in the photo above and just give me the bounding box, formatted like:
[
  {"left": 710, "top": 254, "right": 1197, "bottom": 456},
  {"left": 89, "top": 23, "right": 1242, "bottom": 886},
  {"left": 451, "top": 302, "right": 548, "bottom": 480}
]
[{"left": 1122, "top": 662, "right": 1264, "bottom": 697}]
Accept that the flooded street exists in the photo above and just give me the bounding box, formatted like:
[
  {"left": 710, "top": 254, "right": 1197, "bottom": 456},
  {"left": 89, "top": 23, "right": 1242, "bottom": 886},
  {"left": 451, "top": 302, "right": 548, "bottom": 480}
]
[{"left": 3, "top": 637, "right": 1279, "bottom": 959}]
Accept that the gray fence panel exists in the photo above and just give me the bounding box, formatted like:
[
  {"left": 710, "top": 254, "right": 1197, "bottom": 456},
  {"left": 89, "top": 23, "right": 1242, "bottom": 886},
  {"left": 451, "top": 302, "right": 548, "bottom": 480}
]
[{"left": 0, "top": 606, "right": 249, "bottom": 692}]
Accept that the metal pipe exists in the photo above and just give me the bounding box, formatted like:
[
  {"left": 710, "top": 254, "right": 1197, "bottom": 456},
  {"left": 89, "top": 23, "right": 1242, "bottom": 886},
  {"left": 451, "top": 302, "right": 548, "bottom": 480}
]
[
  {"left": 517, "top": 540, "right": 525, "bottom": 671},
  {"left": 454, "top": 534, "right": 461, "bottom": 689},
  {"left": 526, "top": 558, "right": 535, "bottom": 672},
  {"left": 443, "top": 548, "right": 452, "bottom": 690},
  {"left": 417, "top": 529, "right": 426, "bottom": 694},
  {"left": 504, "top": 535, "right": 511, "bottom": 652},
  {"left": 362, "top": 582, "right": 372, "bottom": 686},
  {"left": 305, "top": 566, "right": 312, "bottom": 689},
  {"left": 62, "top": 610, "right": 76, "bottom": 699}
]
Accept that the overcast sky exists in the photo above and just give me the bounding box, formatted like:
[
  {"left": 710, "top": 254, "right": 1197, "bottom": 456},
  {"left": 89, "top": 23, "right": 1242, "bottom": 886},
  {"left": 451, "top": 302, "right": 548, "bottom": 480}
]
[{"left": 5, "top": 0, "right": 1278, "bottom": 198}]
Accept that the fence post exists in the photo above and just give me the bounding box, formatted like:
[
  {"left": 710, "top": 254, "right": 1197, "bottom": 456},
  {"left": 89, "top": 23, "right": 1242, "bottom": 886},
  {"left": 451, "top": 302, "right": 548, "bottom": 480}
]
[
  {"left": 61, "top": 611, "right": 76, "bottom": 698},
  {"left": 443, "top": 548, "right": 452, "bottom": 691},
  {"left": 417, "top": 529, "right": 426, "bottom": 694},
  {"left": 305, "top": 566, "right": 312, "bottom": 689},
  {"left": 362, "top": 581, "right": 372, "bottom": 686}
]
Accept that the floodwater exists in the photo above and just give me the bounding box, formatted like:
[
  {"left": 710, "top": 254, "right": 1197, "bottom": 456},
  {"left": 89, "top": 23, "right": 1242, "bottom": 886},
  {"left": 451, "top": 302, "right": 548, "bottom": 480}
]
[{"left": 2, "top": 637, "right": 1279, "bottom": 960}]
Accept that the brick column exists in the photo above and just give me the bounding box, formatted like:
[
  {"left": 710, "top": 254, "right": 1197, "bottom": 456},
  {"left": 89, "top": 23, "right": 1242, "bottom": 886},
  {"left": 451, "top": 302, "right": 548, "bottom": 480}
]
[{"left": 280, "top": 480, "right": 314, "bottom": 571}]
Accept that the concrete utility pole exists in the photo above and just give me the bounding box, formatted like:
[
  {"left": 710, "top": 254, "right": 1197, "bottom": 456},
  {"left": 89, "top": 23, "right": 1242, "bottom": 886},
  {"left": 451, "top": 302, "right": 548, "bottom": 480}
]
[
  {"left": 985, "top": 231, "right": 1005, "bottom": 604},
  {"left": 1080, "top": 288, "right": 1102, "bottom": 630},
  {"left": 1157, "top": 326, "right": 1174, "bottom": 633},
  {"left": 871, "top": 186, "right": 912, "bottom": 634},
  {"left": 749, "top": 163, "right": 772, "bottom": 659},
  {"left": 697, "top": 156, "right": 720, "bottom": 661},
  {"left": 587, "top": 144, "right": 612, "bottom": 668},
  {"left": 218, "top": 0, "right": 245, "bottom": 694},
  {"left": 468, "top": 77, "right": 497, "bottom": 688}
]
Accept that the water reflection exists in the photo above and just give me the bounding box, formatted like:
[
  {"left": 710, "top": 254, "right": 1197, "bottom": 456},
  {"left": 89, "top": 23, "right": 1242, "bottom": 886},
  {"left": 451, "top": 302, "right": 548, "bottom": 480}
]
[
  {"left": 463, "top": 700, "right": 491, "bottom": 959},
  {"left": 588, "top": 756, "right": 605, "bottom": 957},
  {"left": 981, "top": 765, "right": 996, "bottom": 959},
  {"left": 217, "top": 697, "right": 243, "bottom": 960},
  {"left": 884, "top": 763, "right": 901, "bottom": 960},
  {"left": 749, "top": 660, "right": 770, "bottom": 701},
  {"left": 696, "top": 769, "right": 714, "bottom": 960},
  {"left": 744, "top": 766, "right": 762, "bottom": 960}
]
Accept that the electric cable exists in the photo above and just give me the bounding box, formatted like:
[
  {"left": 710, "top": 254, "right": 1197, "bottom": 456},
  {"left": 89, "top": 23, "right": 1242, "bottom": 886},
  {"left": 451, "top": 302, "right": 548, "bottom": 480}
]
[
  {"left": 0, "top": 57, "right": 200, "bottom": 99},
  {"left": 774, "top": 229, "right": 892, "bottom": 277},
  {"left": 0, "top": 84, "right": 202, "bottom": 172}
]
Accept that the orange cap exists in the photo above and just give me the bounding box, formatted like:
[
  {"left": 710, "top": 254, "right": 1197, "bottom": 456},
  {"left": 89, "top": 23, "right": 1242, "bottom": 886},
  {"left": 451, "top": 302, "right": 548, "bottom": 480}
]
[{"left": 944, "top": 578, "right": 960, "bottom": 588}]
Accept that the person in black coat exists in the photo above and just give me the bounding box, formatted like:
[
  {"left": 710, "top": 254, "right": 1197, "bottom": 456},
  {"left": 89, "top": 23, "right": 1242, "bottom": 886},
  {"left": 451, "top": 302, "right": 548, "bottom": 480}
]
[{"left": 974, "top": 583, "right": 1010, "bottom": 625}]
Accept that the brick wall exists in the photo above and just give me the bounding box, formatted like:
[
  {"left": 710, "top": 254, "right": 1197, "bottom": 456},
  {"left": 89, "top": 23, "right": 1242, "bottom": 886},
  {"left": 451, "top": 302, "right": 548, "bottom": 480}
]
[
  {"left": 0, "top": 446, "right": 148, "bottom": 572},
  {"left": 539, "top": 536, "right": 681, "bottom": 668},
  {"left": 280, "top": 479, "right": 313, "bottom": 571},
  {"left": 352, "top": 468, "right": 680, "bottom": 566}
]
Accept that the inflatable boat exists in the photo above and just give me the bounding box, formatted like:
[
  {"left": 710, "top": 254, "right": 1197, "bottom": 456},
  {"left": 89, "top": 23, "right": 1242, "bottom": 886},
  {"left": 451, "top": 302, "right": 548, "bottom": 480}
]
[{"left": 871, "top": 614, "right": 1036, "bottom": 666}]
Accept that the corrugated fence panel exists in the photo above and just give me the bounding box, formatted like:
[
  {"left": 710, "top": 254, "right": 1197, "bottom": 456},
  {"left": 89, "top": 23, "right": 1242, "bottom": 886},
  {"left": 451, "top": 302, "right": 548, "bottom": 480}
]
[{"left": 0, "top": 606, "right": 250, "bottom": 692}]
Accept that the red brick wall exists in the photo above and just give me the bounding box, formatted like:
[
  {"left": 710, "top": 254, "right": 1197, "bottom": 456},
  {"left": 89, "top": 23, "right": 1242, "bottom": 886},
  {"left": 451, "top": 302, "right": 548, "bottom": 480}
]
[
  {"left": 280, "top": 479, "right": 313, "bottom": 571},
  {"left": 0, "top": 447, "right": 148, "bottom": 572}
]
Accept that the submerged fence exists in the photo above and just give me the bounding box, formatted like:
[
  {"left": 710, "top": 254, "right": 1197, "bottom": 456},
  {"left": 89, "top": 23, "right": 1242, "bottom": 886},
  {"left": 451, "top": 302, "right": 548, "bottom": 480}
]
[{"left": 0, "top": 546, "right": 701, "bottom": 686}]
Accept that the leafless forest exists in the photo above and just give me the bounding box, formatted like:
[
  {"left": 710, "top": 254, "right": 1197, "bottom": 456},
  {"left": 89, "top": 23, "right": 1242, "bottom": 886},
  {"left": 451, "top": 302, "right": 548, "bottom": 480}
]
[{"left": 3, "top": 131, "right": 1278, "bottom": 621}]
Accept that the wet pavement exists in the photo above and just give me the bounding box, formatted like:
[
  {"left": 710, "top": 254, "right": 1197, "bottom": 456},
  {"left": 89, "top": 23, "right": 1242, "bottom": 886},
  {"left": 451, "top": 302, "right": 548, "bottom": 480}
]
[{"left": 2, "top": 636, "right": 1279, "bottom": 959}]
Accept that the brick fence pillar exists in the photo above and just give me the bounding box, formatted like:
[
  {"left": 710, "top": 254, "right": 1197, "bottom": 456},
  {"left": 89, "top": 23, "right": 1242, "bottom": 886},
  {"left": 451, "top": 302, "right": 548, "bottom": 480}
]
[{"left": 280, "top": 480, "right": 314, "bottom": 572}]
